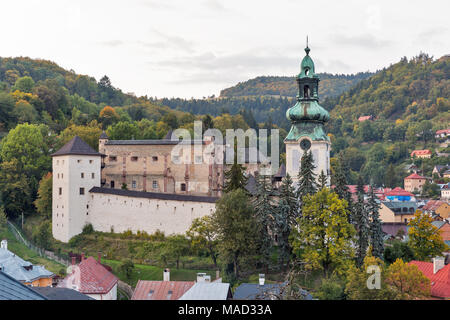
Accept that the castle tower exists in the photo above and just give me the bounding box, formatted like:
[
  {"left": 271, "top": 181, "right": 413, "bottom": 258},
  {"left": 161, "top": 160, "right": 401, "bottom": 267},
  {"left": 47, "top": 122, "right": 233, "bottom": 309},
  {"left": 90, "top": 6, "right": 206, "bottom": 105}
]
[
  {"left": 52, "top": 136, "right": 102, "bottom": 242},
  {"left": 99, "top": 131, "right": 109, "bottom": 154},
  {"left": 285, "top": 45, "right": 331, "bottom": 185}
]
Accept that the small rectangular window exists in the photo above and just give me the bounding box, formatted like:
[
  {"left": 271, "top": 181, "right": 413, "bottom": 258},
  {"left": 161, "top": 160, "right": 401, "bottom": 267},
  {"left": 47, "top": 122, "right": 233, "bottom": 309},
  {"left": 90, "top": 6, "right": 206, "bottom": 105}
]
[
  {"left": 111, "top": 181, "right": 115, "bottom": 188},
  {"left": 80, "top": 188, "right": 85, "bottom": 195},
  {"left": 152, "top": 156, "right": 158, "bottom": 161},
  {"left": 153, "top": 181, "right": 158, "bottom": 189},
  {"left": 181, "top": 183, "right": 186, "bottom": 191},
  {"left": 77, "top": 159, "right": 81, "bottom": 163},
  {"left": 59, "top": 187, "right": 62, "bottom": 195},
  {"left": 91, "top": 173, "right": 95, "bottom": 179},
  {"left": 132, "top": 180, "right": 136, "bottom": 189},
  {"left": 81, "top": 173, "right": 84, "bottom": 178},
  {"left": 109, "top": 156, "right": 117, "bottom": 162},
  {"left": 131, "top": 156, "right": 138, "bottom": 162},
  {"left": 89, "top": 160, "right": 93, "bottom": 164}
]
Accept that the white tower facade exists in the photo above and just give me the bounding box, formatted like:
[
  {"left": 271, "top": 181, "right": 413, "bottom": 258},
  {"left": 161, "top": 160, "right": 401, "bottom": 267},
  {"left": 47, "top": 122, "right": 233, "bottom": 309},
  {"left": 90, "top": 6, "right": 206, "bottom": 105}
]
[
  {"left": 52, "top": 136, "right": 102, "bottom": 242},
  {"left": 285, "top": 46, "right": 331, "bottom": 185}
]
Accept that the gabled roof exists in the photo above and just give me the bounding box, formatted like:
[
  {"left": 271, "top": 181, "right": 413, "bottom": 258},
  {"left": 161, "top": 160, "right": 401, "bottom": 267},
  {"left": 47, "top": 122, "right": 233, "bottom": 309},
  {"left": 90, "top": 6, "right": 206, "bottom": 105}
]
[
  {"left": 273, "top": 163, "right": 286, "bottom": 178},
  {"left": 436, "top": 129, "right": 450, "bottom": 135},
  {"left": 409, "top": 261, "right": 450, "bottom": 299},
  {"left": 99, "top": 131, "right": 109, "bottom": 139},
  {"left": 0, "top": 271, "right": 47, "bottom": 300},
  {"left": 60, "top": 257, "right": 118, "bottom": 294},
  {"left": 405, "top": 173, "right": 426, "bottom": 180},
  {"left": 385, "top": 187, "right": 414, "bottom": 197},
  {"left": 233, "top": 283, "right": 312, "bottom": 300},
  {"left": 422, "top": 200, "right": 447, "bottom": 212},
  {"left": 358, "top": 115, "right": 373, "bottom": 121},
  {"left": 0, "top": 248, "right": 54, "bottom": 283},
  {"left": 52, "top": 136, "right": 102, "bottom": 157},
  {"left": 411, "top": 149, "right": 432, "bottom": 156},
  {"left": 131, "top": 280, "right": 194, "bottom": 300},
  {"left": 32, "top": 287, "right": 94, "bottom": 300},
  {"left": 179, "top": 282, "right": 231, "bottom": 300}
]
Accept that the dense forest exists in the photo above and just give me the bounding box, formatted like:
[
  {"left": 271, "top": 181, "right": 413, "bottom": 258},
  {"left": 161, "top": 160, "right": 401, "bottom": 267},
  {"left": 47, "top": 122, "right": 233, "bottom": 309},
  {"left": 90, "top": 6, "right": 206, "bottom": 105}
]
[{"left": 219, "top": 72, "right": 373, "bottom": 98}]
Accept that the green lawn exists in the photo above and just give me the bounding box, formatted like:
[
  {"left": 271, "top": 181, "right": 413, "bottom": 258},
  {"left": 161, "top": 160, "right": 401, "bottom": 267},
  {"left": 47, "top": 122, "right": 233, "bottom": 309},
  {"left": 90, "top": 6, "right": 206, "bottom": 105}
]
[
  {"left": 0, "top": 226, "right": 66, "bottom": 275},
  {"left": 101, "top": 258, "right": 215, "bottom": 288}
]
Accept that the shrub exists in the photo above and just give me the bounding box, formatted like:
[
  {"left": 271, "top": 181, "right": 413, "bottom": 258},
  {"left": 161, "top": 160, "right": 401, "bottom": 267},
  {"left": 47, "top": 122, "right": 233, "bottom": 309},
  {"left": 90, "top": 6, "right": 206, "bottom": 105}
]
[{"left": 82, "top": 223, "right": 94, "bottom": 234}]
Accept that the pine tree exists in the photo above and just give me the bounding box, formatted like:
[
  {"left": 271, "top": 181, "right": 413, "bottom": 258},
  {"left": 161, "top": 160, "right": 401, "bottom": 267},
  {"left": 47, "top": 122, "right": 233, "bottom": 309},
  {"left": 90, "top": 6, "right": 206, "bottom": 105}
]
[
  {"left": 295, "top": 151, "right": 317, "bottom": 214},
  {"left": 274, "top": 173, "right": 297, "bottom": 268},
  {"left": 223, "top": 143, "right": 248, "bottom": 193},
  {"left": 367, "top": 187, "right": 384, "bottom": 259},
  {"left": 252, "top": 173, "right": 276, "bottom": 270},
  {"left": 318, "top": 170, "right": 328, "bottom": 190},
  {"left": 333, "top": 158, "right": 353, "bottom": 224},
  {"left": 354, "top": 175, "right": 369, "bottom": 268}
]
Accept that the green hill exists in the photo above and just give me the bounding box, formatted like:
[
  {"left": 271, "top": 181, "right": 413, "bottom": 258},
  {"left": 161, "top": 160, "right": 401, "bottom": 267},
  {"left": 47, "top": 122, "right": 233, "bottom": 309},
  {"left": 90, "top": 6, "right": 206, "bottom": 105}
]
[{"left": 220, "top": 72, "right": 373, "bottom": 98}]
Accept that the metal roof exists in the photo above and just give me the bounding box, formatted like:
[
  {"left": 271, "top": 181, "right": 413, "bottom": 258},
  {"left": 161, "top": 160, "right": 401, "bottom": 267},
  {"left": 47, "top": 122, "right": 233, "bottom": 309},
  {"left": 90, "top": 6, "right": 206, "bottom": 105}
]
[
  {"left": 0, "top": 248, "right": 54, "bottom": 283},
  {"left": 233, "top": 283, "right": 313, "bottom": 300},
  {"left": 32, "top": 287, "right": 94, "bottom": 300},
  {"left": 179, "top": 282, "right": 231, "bottom": 300},
  {"left": 89, "top": 186, "right": 219, "bottom": 203},
  {"left": 51, "top": 136, "right": 102, "bottom": 157},
  {"left": 105, "top": 139, "right": 206, "bottom": 145},
  {"left": 0, "top": 271, "right": 47, "bottom": 300}
]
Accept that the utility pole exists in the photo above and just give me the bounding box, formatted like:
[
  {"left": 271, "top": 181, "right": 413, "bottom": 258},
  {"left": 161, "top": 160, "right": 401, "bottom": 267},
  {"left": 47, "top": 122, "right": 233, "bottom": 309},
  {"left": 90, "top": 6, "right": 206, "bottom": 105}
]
[{"left": 21, "top": 212, "right": 24, "bottom": 229}]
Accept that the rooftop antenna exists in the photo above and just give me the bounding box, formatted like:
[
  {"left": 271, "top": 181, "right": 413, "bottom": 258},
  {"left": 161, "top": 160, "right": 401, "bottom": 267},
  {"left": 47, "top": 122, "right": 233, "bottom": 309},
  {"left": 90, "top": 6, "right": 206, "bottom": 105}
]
[{"left": 306, "top": 35, "right": 309, "bottom": 48}]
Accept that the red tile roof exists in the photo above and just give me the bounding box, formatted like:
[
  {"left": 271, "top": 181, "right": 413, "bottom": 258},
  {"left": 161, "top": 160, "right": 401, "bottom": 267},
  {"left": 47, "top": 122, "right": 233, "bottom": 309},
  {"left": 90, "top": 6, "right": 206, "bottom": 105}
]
[
  {"left": 77, "top": 257, "right": 118, "bottom": 294},
  {"left": 405, "top": 173, "right": 426, "bottom": 180},
  {"left": 436, "top": 129, "right": 450, "bottom": 135},
  {"left": 385, "top": 187, "right": 414, "bottom": 197},
  {"left": 409, "top": 261, "right": 450, "bottom": 299},
  {"left": 358, "top": 115, "right": 373, "bottom": 122},
  {"left": 411, "top": 149, "right": 432, "bottom": 157},
  {"left": 422, "top": 200, "right": 446, "bottom": 212},
  {"left": 131, "top": 280, "right": 195, "bottom": 300}
]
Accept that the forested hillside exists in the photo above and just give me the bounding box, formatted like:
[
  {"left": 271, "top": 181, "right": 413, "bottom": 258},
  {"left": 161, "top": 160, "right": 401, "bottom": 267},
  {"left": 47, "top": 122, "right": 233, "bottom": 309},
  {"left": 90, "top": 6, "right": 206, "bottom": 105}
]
[{"left": 219, "top": 72, "right": 373, "bottom": 98}]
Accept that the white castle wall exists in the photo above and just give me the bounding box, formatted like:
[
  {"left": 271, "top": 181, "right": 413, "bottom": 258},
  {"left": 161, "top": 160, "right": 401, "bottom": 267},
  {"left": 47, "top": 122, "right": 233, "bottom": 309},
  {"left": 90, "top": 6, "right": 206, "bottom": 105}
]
[{"left": 86, "top": 193, "right": 216, "bottom": 236}]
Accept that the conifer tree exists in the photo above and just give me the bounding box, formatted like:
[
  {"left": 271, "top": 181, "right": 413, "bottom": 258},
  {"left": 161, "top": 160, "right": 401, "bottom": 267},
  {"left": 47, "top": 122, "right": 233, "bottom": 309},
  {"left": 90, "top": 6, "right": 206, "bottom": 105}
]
[
  {"left": 295, "top": 151, "right": 317, "bottom": 214},
  {"left": 223, "top": 143, "right": 248, "bottom": 193},
  {"left": 274, "top": 173, "right": 297, "bottom": 268},
  {"left": 354, "top": 175, "right": 369, "bottom": 268},
  {"left": 333, "top": 158, "right": 353, "bottom": 223},
  {"left": 367, "top": 187, "right": 384, "bottom": 260},
  {"left": 253, "top": 173, "right": 276, "bottom": 270},
  {"left": 318, "top": 170, "right": 328, "bottom": 190}
]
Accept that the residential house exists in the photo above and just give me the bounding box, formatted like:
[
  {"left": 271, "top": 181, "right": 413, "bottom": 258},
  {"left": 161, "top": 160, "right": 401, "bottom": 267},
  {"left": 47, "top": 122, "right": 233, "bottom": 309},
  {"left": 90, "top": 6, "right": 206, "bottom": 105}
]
[
  {"left": 431, "top": 221, "right": 450, "bottom": 248},
  {"left": 409, "top": 258, "right": 450, "bottom": 299},
  {"left": 178, "top": 282, "right": 232, "bottom": 300},
  {"left": 0, "top": 271, "right": 48, "bottom": 300},
  {"left": 435, "top": 129, "right": 450, "bottom": 139},
  {"left": 411, "top": 149, "right": 432, "bottom": 159},
  {"left": 381, "top": 201, "right": 417, "bottom": 223},
  {"left": 0, "top": 240, "right": 54, "bottom": 287},
  {"left": 233, "top": 274, "right": 312, "bottom": 300},
  {"left": 404, "top": 173, "right": 428, "bottom": 193},
  {"left": 422, "top": 200, "right": 450, "bottom": 220},
  {"left": 384, "top": 187, "right": 416, "bottom": 202},
  {"left": 405, "top": 163, "right": 421, "bottom": 174},
  {"left": 58, "top": 254, "right": 118, "bottom": 300},
  {"left": 441, "top": 185, "right": 450, "bottom": 201},
  {"left": 32, "top": 287, "right": 94, "bottom": 300},
  {"left": 433, "top": 165, "right": 449, "bottom": 178},
  {"left": 131, "top": 280, "right": 195, "bottom": 300},
  {"left": 444, "top": 170, "right": 450, "bottom": 179},
  {"left": 358, "top": 115, "right": 374, "bottom": 122}
]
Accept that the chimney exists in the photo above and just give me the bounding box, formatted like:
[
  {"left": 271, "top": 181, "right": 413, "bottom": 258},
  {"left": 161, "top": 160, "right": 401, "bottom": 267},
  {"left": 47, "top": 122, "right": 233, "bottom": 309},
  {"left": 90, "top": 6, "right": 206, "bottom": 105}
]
[
  {"left": 81, "top": 253, "right": 85, "bottom": 261},
  {"left": 433, "top": 257, "right": 445, "bottom": 274},
  {"left": 163, "top": 268, "right": 170, "bottom": 281},
  {"left": 97, "top": 252, "right": 101, "bottom": 264},
  {"left": 216, "top": 270, "right": 220, "bottom": 280},
  {"left": 71, "top": 256, "right": 76, "bottom": 265},
  {"left": 1, "top": 239, "right": 7, "bottom": 250},
  {"left": 259, "top": 274, "right": 265, "bottom": 286},
  {"left": 197, "top": 272, "right": 207, "bottom": 282}
]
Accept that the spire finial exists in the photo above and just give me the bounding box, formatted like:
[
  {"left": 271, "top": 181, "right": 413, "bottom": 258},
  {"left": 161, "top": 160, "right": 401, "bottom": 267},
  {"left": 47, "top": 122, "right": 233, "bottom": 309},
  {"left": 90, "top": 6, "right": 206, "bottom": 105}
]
[{"left": 305, "top": 35, "right": 310, "bottom": 55}]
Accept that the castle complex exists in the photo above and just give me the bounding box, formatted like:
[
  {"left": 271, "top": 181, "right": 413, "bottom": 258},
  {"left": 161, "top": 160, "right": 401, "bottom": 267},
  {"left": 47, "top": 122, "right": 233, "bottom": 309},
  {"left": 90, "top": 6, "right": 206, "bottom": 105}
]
[{"left": 52, "top": 46, "right": 331, "bottom": 243}]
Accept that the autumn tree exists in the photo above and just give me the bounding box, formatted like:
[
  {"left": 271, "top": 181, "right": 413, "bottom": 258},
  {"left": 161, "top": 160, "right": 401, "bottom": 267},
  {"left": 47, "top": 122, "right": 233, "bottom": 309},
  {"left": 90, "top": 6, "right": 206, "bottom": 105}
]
[
  {"left": 212, "top": 189, "right": 259, "bottom": 279},
  {"left": 384, "top": 259, "right": 430, "bottom": 300},
  {"left": 34, "top": 173, "right": 52, "bottom": 218},
  {"left": 99, "top": 105, "right": 119, "bottom": 128},
  {"left": 186, "top": 216, "right": 218, "bottom": 268},
  {"left": 291, "top": 188, "right": 355, "bottom": 278},
  {"left": 408, "top": 210, "right": 448, "bottom": 260},
  {"left": 59, "top": 122, "right": 102, "bottom": 150}
]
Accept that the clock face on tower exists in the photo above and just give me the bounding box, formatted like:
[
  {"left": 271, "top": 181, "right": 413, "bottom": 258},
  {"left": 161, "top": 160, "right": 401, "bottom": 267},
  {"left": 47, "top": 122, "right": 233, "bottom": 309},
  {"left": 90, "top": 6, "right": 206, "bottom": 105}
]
[{"left": 300, "top": 138, "right": 311, "bottom": 151}]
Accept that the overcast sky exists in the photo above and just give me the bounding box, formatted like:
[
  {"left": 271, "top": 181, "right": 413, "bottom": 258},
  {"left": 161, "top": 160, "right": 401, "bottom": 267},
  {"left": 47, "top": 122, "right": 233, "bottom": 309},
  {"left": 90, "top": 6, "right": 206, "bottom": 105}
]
[{"left": 0, "top": 0, "right": 448, "bottom": 98}]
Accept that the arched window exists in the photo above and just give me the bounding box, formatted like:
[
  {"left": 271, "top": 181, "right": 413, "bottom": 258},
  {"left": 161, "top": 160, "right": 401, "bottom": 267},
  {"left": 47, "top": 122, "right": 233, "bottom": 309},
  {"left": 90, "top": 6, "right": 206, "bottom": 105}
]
[
  {"left": 305, "top": 68, "right": 309, "bottom": 76},
  {"left": 304, "top": 85, "right": 310, "bottom": 98}
]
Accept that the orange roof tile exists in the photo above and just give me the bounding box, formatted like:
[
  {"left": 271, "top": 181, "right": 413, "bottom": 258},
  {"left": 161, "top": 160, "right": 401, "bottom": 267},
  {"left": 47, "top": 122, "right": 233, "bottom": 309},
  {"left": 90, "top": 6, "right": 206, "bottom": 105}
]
[
  {"left": 77, "top": 257, "right": 118, "bottom": 294},
  {"left": 405, "top": 173, "right": 426, "bottom": 180},
  {"left": 409, "top": 261, "right": 450, "bottom": 299},
  {"left": 131, "top": 280, "right": 195, "bottom": 300}
]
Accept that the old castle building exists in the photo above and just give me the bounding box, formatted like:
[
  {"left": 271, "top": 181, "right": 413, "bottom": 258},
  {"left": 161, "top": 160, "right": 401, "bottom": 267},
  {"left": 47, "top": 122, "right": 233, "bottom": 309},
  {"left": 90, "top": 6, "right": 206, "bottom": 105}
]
[{"left": 52, "top": 46, "right": 331, "bottom": 243}]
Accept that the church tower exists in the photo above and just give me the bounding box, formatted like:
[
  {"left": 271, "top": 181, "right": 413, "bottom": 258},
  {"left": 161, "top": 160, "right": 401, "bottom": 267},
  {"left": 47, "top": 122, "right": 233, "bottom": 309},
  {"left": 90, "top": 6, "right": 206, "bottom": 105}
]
[
  {"left": 285, "top": 44, "right": 331, "bottom": 185},
  {"left": 51, "top": 136, "right": 102, "bottom": 242}
]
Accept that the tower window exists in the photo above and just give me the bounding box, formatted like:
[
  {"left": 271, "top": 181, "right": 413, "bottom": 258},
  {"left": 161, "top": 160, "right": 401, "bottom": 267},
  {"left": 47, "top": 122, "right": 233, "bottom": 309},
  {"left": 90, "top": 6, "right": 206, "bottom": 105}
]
[
  {"left": 152, "top": 156, "right": 158, "bottom": 161},
  {"left": 131, "top": 156, "right": 138, "bottom": 162},
  {"left": 89, "top": 160, "right": 93, "bottom": 164},
  {"left": 59, "top": 187, "right": 62, "bottom": 195},
  {"left": 305, "top": 68, "right": 309, "bottom": 76},
  {"left": 181, "top": 183, "right": 186, "bottom": 191},
  {"left": 91, "top": 173, "right": 95, "bottom": 179},
  {"left": 304, "top": 85, "right": 310, "bottom": 98},
  {"left": 81, "top": 173, "right": 84, "bottom": 178},
  {"left": 77, "top": 159, "right": 81, "bottom": 163},
  {"left": 153, "top": 181, "right": 158, "bottom": 189},
  {"left": 80, "top": 188, "right": 85, "bottom": 195}
]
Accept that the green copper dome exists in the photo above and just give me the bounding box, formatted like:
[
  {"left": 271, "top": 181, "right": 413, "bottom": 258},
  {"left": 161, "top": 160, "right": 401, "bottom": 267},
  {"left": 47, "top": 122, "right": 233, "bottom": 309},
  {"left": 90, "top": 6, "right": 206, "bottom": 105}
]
[{"left": 285, "top": 46, "right": 330, "bottom": 142}]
